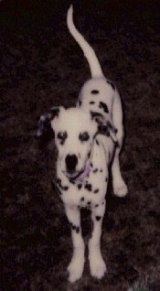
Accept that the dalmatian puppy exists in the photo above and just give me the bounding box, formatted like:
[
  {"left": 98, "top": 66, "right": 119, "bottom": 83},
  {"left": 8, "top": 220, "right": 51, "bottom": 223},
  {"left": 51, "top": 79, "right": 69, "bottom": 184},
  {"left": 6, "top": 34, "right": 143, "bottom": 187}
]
[{"left": 37, "top": 5, "right": 128, "bottom": 283}]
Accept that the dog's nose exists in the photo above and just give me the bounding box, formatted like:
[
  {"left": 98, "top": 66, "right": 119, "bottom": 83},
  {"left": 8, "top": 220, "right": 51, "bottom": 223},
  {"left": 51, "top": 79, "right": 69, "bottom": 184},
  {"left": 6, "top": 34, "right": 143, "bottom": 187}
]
[{"left": 65, "top": 154, "right": 78, "bottom": 172}]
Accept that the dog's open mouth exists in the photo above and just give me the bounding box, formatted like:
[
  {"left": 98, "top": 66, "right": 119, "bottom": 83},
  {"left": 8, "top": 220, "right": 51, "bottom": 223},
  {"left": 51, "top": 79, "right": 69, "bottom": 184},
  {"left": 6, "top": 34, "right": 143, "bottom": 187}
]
[
  {"left": 63, "top": 164, "right": 91, "bottom": 184},
  {"left": 64, "top": 169, "right": 84, "bottom": 181}
]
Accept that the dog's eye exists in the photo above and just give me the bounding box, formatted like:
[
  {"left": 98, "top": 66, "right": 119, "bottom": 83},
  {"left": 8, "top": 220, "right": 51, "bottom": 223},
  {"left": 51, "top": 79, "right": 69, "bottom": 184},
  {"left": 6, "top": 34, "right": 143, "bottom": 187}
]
[
  {"left": 79, "top": 132, "right": 90, "bottom": 142},
  {"left": 57, "top": 131, "right": 67, "bottom": 144}
]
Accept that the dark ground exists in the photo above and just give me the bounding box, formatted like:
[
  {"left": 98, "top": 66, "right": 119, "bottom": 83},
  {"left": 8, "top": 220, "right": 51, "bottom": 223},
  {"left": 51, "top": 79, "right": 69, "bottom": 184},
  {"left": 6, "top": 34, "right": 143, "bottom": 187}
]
[{"left": 0, "top": 1, "right": 160, "bottom": 290}]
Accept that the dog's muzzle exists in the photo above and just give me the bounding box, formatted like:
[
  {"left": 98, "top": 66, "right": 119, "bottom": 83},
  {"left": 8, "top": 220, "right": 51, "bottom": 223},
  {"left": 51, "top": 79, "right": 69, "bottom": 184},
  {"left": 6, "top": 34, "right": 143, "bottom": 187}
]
[
  {"left": 69, "top": 163, "right": 91, "bottom": 184},
  {"left": 64, "top": 154, "right": 91, "bottom": 183}
]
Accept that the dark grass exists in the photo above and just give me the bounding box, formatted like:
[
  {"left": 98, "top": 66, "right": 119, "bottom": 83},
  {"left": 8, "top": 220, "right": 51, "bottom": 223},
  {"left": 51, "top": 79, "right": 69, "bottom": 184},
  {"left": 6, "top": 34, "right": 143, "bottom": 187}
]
[{"left": 1, "top": 0, "right": 160, "bottom": 290}]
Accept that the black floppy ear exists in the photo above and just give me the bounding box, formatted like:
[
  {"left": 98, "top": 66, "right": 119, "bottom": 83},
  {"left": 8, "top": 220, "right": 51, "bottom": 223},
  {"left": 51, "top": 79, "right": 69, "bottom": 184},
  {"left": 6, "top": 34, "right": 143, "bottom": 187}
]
[{"left": 36, "top": 106, "right": 60, "bottom": 144}]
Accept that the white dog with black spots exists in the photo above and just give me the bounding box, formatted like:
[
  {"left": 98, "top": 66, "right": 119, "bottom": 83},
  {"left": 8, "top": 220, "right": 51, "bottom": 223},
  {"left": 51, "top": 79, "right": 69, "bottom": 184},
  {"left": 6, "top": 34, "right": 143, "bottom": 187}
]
[{"left": 37, "top": 5, "right": 128, "bottom": 283}]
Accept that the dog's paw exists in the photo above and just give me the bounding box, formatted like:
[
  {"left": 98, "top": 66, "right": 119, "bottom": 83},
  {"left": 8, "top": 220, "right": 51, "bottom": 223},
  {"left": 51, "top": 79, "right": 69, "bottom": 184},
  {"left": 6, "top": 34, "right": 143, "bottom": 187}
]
[
  {"left": 67, "top": 255, "right": 84, "bottom": 283},
  {"left": 89, "top": 254, "right": 106, "bottom": 279},
  {"left": 113, "top": 179, "right": 128, "bottom": 197}
]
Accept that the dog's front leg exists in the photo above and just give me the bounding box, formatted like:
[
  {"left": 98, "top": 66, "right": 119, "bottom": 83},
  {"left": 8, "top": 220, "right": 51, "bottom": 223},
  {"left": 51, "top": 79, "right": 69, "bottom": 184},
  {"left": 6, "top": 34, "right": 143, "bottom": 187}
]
[
  {"left": 88, "top": 201, "right": 106, "bottom": 279},
  {"left": 65, "top": 204, "right": 85, "bottom": 283}
]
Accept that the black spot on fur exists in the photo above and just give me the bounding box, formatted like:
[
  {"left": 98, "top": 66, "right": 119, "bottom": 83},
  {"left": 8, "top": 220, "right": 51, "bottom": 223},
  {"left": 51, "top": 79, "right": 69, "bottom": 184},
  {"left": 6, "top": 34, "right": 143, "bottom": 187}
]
[
  {"left": 94, "top": 189, "right": 99, "bottom": 194},
  {"left": 75, "top": 226, "right": 80, "bottom": 233},
  {"left": 57, "top": 131, "right": 67, "bottom": 145},
  {"left": 90, "top": 111, "right": 103, "bottom": 120},
  {"left": 87, "top": 201, "right": 91, "bottom": 206},
  {"left": 81, "top": 197, "right": 84, "bottom": 202},
  {"left": 105, "top": 177, "right": 108, "bottom": 182},
  {"left": 99, "top": 102, "right": 109, "bottom": 113},
  {"left": 56, "top": 178, "right": 61, "bottom": 185},
  {"left": 95, "top": 204, "right": 99, "bottom": 208},
  {"left": 63, "top": 186, "right": 69, "bottom": 191},
  {"left": 56, "top": 178, "right": 68, "bottom": 191},
  {"left": 89, "top": 101, "right": 95, "bottom": 104},
  {"left": 96, "top": 216, "right": 101, "bottom": 221},
  {"left": 90, "top": 111, "right": 107, "bottom": 127},
  {"left": 78, "top": 100, "right": 82, "bottom": 106},
  {"left": 78, "top": 184, "right": 82, "bottom": 190},
  {"left": 93, "top": 168, "right": 98, "bottom": 173},
  {"left": 85, "top": 183, "right": 92, "bottom": 192},
  {"left": 70, "top": 179, "right": 75, "bottom": 185},
  {"left": 107, "top": 121, "right": 118, "bottom": 137},
  {"left": 70, "top": 223, "right": 80, "bottom": 233},
  {"left": 96, "top": 139, "right": 99, "bottom": 146},
  {"left": 115, "top": 141, "right": 120, "bottom": 148},
  {"left": 91, "top": 89, "right": 99, "bottom": 94},
  {"left": 98, "top": 124, "right": 110, "bottom": 137},
  {"left": 79, "top": 132, "right": 90, "bottom": 142},
  {"left": 88, "top": 151, "right": 91, "bottom": 159},
  {"left": 100, "top": 169, "right": 103, "bottom": 173},
  {"left": 60, "top": 185, "right": 69, "bottom": 191},
  {"left": 107, "top": 80, "right": 115, "bottom": 90}
]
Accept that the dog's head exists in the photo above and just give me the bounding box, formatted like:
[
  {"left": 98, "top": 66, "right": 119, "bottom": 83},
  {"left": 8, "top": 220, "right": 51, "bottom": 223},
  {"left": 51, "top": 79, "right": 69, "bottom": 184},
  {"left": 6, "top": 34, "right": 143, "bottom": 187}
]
[{"left": 36, "top": 106, "right": 118, "bottom": 179}]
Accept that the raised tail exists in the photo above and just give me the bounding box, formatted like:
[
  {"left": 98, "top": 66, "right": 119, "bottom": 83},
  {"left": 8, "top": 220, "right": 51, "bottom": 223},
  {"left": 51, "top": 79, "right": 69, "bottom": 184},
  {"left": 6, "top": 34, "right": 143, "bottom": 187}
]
[{"left": 67, "top": 5, "right": 104, "bottom": 78}]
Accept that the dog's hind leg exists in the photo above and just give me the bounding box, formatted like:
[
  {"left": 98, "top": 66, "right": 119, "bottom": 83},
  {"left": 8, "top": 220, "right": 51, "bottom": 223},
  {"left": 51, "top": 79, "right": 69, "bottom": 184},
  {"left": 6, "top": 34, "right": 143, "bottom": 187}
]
[
  {"left": 89, "top": 201, "right": 107, "bottom": 279},
  {"left": 111, "top": 90, "right": 128, "bottom": 197},
  {"left": 65, "top": 205, "right": 85, "bottom": 283}
]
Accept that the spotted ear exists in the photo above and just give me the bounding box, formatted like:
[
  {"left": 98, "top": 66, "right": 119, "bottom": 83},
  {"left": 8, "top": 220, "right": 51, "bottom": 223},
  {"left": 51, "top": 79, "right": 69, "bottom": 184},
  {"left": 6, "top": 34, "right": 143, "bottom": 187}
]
[{"left": 36, "top": 106, "right": 61, "bottom": 143}]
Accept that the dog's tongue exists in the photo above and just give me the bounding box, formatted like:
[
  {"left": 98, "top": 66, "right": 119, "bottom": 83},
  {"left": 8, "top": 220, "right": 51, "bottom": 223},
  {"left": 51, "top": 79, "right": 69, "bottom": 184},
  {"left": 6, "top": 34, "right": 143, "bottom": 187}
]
[{"left": 75, "top": 164, "right": 91, "bottom": 183}]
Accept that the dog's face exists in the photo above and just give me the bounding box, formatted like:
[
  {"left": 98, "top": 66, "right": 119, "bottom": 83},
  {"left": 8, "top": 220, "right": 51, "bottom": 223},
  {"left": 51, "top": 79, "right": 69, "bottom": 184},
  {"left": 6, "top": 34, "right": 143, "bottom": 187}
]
[
  {"left": 37, "top": 106, "right": 118, "bottom": 179},
  {"left": 51, "top": 107, "right": 97, "bottom": 179}
]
